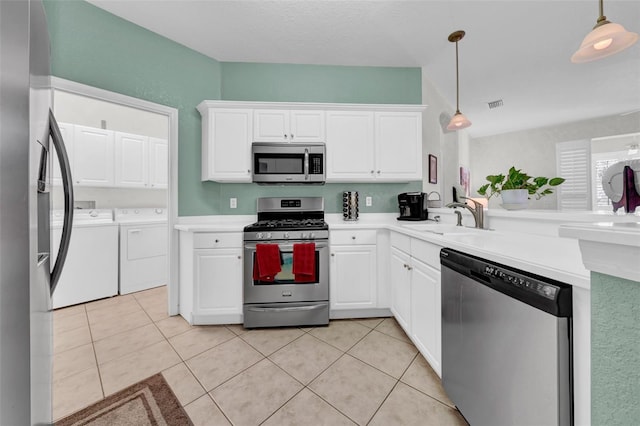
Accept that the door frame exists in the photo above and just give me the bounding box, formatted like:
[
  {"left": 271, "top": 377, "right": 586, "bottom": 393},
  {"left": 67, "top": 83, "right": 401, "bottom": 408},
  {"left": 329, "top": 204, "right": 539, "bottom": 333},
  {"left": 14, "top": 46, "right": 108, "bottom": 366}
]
[{"left": 51, "top": 77, "right": 180, "bottom": 315}]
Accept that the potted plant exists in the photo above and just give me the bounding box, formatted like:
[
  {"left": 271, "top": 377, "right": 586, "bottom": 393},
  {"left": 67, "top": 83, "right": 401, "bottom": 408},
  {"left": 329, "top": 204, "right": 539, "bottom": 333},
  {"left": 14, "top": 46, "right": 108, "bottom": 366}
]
[{"left": 477, "top": 166, "right": 565, "bottom": 209}]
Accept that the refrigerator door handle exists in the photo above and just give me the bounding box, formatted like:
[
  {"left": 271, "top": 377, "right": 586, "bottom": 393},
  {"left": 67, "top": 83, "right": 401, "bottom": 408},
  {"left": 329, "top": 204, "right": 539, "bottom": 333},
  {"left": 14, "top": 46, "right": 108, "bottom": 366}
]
[{"left": 49, "top": 109, "right": 74, "bottom": 295}]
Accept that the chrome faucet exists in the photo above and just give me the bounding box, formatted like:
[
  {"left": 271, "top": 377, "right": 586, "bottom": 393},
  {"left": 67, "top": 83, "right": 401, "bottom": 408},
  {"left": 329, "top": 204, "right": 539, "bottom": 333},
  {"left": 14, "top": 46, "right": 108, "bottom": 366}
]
[{"left": 446, "top": 197, "right": 484, "bottom": 229}]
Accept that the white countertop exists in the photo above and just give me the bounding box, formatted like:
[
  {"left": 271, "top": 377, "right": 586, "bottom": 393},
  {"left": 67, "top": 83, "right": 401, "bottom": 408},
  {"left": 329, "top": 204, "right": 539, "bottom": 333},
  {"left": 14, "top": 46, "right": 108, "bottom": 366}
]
[
  {"left": 559, "top": 221, "right": 640, "bottom": 282},
  {"left": 176, "top": 212, "right": 591, "bottom": 289}
]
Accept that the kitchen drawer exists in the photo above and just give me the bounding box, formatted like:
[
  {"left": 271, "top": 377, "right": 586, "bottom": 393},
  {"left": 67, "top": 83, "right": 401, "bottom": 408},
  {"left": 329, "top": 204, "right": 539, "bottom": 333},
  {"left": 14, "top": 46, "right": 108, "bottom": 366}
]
[
  {"left": 390, "top": 231, "right": 411, "bottom": 253},
  {"left": 193, "top": 232, "right": 242, "bottom": 249},
  {"left": 411, "top": 238, "right": 442, "bottom": 270},
  {"left": 331, "top": 229, "right": 377, "bottom": 245}
]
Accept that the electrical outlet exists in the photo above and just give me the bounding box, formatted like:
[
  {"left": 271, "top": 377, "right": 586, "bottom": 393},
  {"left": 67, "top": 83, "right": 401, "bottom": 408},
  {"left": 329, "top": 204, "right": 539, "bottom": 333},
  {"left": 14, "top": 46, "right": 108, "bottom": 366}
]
[
  {"left": 365, "top": 196, "right": 372, "bottom": 207},
  {"left": 230, "top": 198, "right": 237, "bottom": 209}
]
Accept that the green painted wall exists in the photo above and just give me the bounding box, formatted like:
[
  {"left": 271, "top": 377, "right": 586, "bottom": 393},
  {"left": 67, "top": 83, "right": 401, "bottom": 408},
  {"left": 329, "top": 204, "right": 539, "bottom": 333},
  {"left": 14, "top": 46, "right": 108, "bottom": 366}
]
[
  {"left": 221, "top": 62, "right": 422, "bottom": 104},
  {"left": 44, "top": 1, "right": 422, "bottom": 216},
  {"left": 591, "top": 272, "right": 640, "bottom": 425}
]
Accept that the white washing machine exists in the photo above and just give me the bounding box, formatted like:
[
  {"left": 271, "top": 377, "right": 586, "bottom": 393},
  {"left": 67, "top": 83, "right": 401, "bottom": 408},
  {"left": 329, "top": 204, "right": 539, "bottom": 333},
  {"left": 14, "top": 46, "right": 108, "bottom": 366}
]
[
  {"left": 51, "top": 209, "right": 119, "bottom": 309},
  {"left": 115, "top": 208, "right": 168, "bottom": 294}
]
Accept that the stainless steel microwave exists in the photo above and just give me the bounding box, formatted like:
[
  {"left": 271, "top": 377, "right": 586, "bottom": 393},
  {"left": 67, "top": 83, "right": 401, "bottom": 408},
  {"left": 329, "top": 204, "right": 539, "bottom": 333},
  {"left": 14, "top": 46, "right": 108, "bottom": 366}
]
[{"left": 251, "top": 142, "right": 326, "bottom": 184}]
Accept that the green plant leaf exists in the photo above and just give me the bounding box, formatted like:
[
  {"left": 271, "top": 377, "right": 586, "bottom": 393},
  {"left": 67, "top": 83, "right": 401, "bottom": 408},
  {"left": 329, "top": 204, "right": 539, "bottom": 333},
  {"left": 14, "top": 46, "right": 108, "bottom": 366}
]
[
  {"left": 549, "top": 177, "right": 565, "bottom": 186},
  {"left": 534, "top": 177, "right": 548, "bottom": 187},
  {"left": 478, "top": 184, "right": 489, "bottom": 196}
]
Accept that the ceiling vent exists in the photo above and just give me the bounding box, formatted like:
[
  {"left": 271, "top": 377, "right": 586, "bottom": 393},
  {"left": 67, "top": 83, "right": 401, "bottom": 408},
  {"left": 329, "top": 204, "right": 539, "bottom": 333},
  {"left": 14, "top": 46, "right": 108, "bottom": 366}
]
[{"left": 487, "top": 99, "right": 504, "bottom": 109}]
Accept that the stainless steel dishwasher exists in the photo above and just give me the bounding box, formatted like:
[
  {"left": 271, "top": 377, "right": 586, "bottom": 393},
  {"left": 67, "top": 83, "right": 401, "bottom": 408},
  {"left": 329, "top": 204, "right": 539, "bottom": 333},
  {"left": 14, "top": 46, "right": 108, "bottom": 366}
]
[{"left": 440, "top": 248, "right": 573, "bottom": 426}]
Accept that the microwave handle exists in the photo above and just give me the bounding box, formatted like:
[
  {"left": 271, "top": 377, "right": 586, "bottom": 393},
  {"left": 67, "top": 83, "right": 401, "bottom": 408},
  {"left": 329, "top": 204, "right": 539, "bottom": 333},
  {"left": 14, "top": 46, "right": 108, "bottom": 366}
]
[{"left": 304, "top": 148, "right": 309, "bottom": 180}]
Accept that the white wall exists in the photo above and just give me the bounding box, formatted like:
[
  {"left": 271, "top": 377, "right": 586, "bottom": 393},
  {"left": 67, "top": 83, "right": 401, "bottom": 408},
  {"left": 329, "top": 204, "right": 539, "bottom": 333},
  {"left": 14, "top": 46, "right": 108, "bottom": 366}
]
[
  {"left": 421, "top": 70, "right": 471, "bottom": 205},
  {"left": 52, "top": 187, "right": 167, "bottom": 210},
  {"left": 54, "top": 90, "right": 169, "bottom": 139},
  {"left": 469, "top": 112, "right": 640, "bottom": 209}
]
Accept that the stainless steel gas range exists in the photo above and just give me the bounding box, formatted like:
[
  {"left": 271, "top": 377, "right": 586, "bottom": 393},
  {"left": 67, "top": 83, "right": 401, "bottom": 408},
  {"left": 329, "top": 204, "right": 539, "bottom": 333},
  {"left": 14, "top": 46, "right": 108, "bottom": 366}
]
[{"left": 243, "top": 197, "right": 329, "bottom": 328}]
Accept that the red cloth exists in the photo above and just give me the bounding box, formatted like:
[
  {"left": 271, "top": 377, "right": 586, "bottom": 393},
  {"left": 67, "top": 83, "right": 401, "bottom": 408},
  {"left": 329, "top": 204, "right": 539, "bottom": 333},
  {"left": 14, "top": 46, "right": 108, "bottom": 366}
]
[
  {"left": 293, "top": 243, "right": 316, "bottom": 283},
  {"left": 253, "top": 244, "right": 281, "bottom": 282}
]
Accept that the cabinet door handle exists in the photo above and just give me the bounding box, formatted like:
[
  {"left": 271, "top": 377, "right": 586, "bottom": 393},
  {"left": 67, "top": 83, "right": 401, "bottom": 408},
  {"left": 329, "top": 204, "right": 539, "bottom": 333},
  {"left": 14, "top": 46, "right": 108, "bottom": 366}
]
[
  {"left": 377, "top": 170, "right": 381, "bottom": 174},
  {"left": 351, "top": 236, "right": 356, "bottom": 240},
  {"left": 291, "top": 134, "right": 294, "bottom": 139},
  {"left": 284, "top": 134, "right": 288, "bottom": 139},
  {"left": 407, "top": 266, "right": 413, "bottom": 271},
  {"left": 215, "top": 239, "right": 219, "bottom": 243},
  {"left": 370, "top": 170, "right": 374, "bottom": 174},
  {"left": 331, "top": 253, "right": 335, "bottom": 257},
  {"left": 237, "top": 255, "right": 241, "bottom": 259}
]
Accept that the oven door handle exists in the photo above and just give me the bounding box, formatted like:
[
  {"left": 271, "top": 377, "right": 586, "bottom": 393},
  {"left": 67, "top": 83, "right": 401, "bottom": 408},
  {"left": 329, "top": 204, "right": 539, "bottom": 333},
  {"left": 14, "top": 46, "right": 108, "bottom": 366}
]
[
  {"left": 244, "top": 241, "right": 328, "bottom": 250},
  {"left": 247, "top": 304, "right": 326, "bottom": 313}
]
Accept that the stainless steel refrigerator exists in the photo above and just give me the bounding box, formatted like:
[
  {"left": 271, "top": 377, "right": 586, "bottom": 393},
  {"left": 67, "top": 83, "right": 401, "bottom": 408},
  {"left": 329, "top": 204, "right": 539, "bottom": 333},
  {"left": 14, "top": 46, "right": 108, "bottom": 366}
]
[{"left": 0, "top": 0, "right": 74, "bottom": 424}]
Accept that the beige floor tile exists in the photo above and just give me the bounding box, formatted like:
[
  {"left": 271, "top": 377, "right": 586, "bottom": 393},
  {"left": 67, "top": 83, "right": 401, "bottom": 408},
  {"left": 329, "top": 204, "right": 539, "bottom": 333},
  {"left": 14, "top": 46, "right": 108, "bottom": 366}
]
[
  {"left": 169, "top": 326, "right": 236, "bottom": 360},
  {"left": 401, "top": 354, "right": 455, "bottom": 407},
  {"left": 374, "top": 317, "right": 412, "bottom": 343},
  {"left": 52, "top": 366, "right": 103, "bottom": 421},
  {"left": 184, "top": 394, "right": 231, "bottom": 426},
  {"left": 93, "top": 323, "right": 164, "bottom": 365},
  {"left": 88, "top": 308, "right": 152, "bottom": 341},
  {"left": 162, "top": 362, "right": 206, "bottom": 406},
  {"left": 308, "top": 355, "right": 396, "bottom": 425},
  {"left": 86, "top": 296, "right": 143, "bottom": 324},
  {"left": 263, "top": 388, "right": 356, "bottom": 426},
  {"left": 53, "top": 343, "right": 96, "bottom": 382},
  {"left": 53, "top": 304, "right": 86, "bottom": 320},
  {"left": 240, "top": 327, "right": 305, "bottom": 356},
  {"left": 225, "top": 323, "right": 249, "bottom": 336},
  {"left": 53, "top": 323, "right": 91, "bottom": 353},
  {"left": 211, "top": 359, "right": 303, "bottom": 425},
  {"left": 187, "top": 337, "right": 263, "bottom": 391},
  {"left": 269, "top": 334, "right": 342, "bottom": 384},
  {"left": 369, "top": 382, "right": 468, "bottom": 426},
  {"left": 99, "top": 340, "right": 181, "bottom": 395},
  {"left": 348, "top": 330, "right": 418, "bottom": 379},
  {"left": 353, "top": 317, "right": 386, "bottom": 329},
  {"left": 141, "top": 298, "right": 170, "bottom": 322},
  {"left": 53, "top": 310, "right": 88, "bottom": 335},
  {"left": 85, "top": 293, "right": 135, "bottom": 312},
  {"left": 156, "top": 315, "right": 192, "bottom": 338},
  {"left": 132, "top": 285, "right": 167, "bottom": 303},
  {"left": 309, "top": 320, "right": 371, "bottom": 351}
]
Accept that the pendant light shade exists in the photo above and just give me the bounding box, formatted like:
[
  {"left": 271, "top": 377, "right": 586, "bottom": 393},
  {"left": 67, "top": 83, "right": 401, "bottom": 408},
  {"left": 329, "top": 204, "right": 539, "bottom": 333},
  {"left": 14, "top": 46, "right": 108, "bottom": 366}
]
[
  {"left": 447, "top": 30, "right": 472, "bottom": 131},
  {"left": 571, "top": 0, "right": 638, "bottom": 63}
]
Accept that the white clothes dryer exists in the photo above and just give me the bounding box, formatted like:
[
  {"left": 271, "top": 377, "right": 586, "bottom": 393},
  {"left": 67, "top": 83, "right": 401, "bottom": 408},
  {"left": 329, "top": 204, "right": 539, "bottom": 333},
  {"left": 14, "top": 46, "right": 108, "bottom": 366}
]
[{"left": 115, "top": 208, "right": 168, "bottom": 294}]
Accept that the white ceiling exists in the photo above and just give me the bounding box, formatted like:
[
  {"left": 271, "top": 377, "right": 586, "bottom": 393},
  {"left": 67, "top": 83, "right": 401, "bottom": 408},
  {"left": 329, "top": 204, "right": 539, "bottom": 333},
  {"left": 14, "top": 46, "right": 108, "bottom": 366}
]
[{"left": 87, "top": 0, "right": 640, "bottom": 138}]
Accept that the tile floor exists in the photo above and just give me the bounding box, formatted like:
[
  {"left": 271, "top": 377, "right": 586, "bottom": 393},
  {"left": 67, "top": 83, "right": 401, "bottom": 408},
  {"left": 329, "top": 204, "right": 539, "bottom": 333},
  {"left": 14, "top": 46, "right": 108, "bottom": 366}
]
[{"left": 53, "top": 286, "right": 468, "bottom": 425}]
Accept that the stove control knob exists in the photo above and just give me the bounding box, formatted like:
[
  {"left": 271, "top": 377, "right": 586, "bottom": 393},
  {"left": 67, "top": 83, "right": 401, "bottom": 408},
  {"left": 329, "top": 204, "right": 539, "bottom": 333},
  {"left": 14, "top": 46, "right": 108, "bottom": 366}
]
[
  {"left": 301, "top": 233, "right": 307, "bottom": 239},
  {"left": 257, "top": 232, "right": 263, "bottom": 239},
  {"left": 265, "top": 232, "right": 272, "bottom": 239},
  {"left": 309, "top": 232, "right": 315, "bottom": 239},
  {"left": 284, "top": 232, "right": 290, "bottom": 239}
]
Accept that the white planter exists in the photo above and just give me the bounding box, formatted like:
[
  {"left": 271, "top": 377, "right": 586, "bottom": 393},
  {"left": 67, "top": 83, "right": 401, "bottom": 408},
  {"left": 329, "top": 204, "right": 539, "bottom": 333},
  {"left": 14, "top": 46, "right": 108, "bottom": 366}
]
[{"left": 500, "top": 189, "right": 529, "bottom": 210}]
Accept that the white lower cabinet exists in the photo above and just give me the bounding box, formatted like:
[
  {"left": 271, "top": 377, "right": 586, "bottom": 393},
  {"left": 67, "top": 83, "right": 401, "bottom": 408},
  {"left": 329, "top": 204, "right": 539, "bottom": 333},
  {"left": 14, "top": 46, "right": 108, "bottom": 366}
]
[
  {"left": 330, "top": 230, "right": 378, "bottom": 315},
  {"left": 410, "top": 257, "right": 441, "bottom": 375},
  {"left": 390, "top": 247, "right": 412, "bottom": 330},
  {"left": 179, "top": 231, "right": 243, "bottom": 324},
  {"left": 390, "top": 232, "right": 442, "bottom": 376}
]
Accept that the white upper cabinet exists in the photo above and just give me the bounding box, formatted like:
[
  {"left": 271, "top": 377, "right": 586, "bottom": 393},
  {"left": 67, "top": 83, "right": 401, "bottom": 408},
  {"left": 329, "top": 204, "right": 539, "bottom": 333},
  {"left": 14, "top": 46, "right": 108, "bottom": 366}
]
[
  {"left": 201, "top": 108, "right": 252, "bottom": 182},
  {"left": 51, "top": 122, "right": 75, "bottom": 186},
  {"left": 254, "top": 109, "right": 325, "bottom": 143},
  {"left": 326, "top": 111, "right": 375, "bottom": 181},
  {"left": 73, "top": 125, "right": 115, "bottom": 187},
  {"left": 198, "top": 101, "right": 424, "bottom": 183},
  {"left": 375, "top": 111, "right": 422, "bottom": 181},
  {"left": 115, "top": 131, "right": 148, "bottom": 188},
  {"left": 149, "top": 137, "right": 168, "bottom": 189}
]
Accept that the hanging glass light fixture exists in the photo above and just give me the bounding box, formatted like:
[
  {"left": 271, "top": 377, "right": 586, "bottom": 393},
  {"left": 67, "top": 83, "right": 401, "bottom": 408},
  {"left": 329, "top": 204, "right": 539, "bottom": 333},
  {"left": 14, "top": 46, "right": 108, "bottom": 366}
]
[
  {"left": 571, "top": 0, "right": 638, "bottom": 63},
  {"left": 447, "top": 30, "right": 472, "bottom": 131}
]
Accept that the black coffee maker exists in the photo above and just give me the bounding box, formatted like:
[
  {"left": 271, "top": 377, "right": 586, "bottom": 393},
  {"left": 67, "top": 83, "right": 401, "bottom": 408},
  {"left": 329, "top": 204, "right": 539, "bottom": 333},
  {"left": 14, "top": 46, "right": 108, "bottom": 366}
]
[{"left": 397, "top": 192, "right": 428, "bottom": 221}]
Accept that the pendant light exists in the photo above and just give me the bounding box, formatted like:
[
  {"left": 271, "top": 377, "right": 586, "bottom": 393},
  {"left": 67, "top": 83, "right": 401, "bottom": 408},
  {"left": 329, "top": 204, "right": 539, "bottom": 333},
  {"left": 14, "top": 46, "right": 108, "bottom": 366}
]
[
  {"left": 447, "top": 30, "right": 472, "bottom": 131},
  {"left": 571, "top": 0, "right": 638, "bottom": 63}
]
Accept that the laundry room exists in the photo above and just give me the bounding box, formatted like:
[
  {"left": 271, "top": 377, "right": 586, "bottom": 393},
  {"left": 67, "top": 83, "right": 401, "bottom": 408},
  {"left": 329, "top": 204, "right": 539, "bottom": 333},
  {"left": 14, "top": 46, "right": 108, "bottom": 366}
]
[{"left": 50, "top": 87, "right": 169, "bottom": 307}]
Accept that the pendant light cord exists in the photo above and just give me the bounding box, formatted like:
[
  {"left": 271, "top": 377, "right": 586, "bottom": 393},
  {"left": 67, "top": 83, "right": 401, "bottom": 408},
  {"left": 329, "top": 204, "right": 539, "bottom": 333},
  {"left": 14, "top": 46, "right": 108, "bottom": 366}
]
[{"left": 455, "top": 40, "right": 460, "bottom": 114}]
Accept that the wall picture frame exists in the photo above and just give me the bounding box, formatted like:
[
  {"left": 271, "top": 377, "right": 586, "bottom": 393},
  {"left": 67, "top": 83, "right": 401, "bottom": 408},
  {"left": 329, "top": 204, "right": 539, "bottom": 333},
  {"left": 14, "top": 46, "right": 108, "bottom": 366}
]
[{"left": 428, "top": 154, "right": 437, "bottom": 184}]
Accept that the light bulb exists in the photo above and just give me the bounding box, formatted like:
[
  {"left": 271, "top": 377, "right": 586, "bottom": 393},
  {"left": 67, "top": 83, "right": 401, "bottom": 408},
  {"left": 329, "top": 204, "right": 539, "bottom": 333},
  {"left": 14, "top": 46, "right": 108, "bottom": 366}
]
[{"left": 593, "top": 38, "right": 613, "bottom": 50}]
